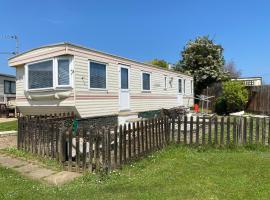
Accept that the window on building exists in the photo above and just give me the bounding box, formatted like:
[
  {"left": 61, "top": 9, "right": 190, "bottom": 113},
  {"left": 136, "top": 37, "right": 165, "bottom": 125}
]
[
  {"left": 178, "top": 79, "right": 182, "bottom": 93},
  {"left": 164, "top": 76, "right": 167, "bottom": 89},
  {"left": 4, "top": 80, "right": 16, "bottom": 94},
  {"left": 191, "top": 80, "right": 193, "bottom": 94},
  {"left": 121, "top": 68, "right": 129, "bottom": 89},
  {"left": 28, "top": 60, "right": 53, "bottom": 89},
  {"left": 183, "top": 79, "right": 186, "bottom": 94},
  {"left": 245, "top": 80, "right": 254, "bottom": 86},
  {"left": 27, "top": 57, "right": 72, "bottom": 90},
  {"left": 142, "top": 72, "right": 151, "bottom": 91},
  {"left": 57, "top": 58, "right": 70, "bottom": 86},
  {"left": 89, "top": 61, "right": 107, "bottom": 89}
]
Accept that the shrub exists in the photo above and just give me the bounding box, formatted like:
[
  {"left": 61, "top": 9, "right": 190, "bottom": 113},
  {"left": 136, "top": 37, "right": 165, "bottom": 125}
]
[
  {"left": 214, "top": 96, "right": 227, "bottom": 115},
  {"left": 214, "top": 81, "right": 248, "bottom": 114}
]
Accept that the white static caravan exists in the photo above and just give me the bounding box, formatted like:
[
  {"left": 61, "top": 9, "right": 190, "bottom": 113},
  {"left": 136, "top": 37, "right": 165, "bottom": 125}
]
[{"left": 8, "top": 43, "right": 194, "bottom": 124}]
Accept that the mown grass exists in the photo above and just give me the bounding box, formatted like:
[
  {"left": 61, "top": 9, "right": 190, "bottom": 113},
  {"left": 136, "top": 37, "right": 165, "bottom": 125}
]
[
  {"left": 1, "top": 145, "right": 270, "bottom": 199},
  {"left": 0, "top": 120, "right": 17, "bottom": 131}
]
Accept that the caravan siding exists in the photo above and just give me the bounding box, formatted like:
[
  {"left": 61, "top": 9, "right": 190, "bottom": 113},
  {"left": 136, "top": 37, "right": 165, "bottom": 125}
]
[
  {"left": 73, "top": 54, "right": 119, "bottom": 118},
  {"left": 71, "top": 46, "right": 193, "bottom": 118},
  {"left": 9, "top": 43, "right": 194, "bottom": 117}
]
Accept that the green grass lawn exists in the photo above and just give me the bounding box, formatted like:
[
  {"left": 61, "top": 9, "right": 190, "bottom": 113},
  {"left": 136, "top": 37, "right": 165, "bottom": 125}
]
[
  {"left": 0, "top": 120, "right": 17, "bottom": 131},
  {"left": 1, "top": 146, "right": 270, "bottom": 200}
]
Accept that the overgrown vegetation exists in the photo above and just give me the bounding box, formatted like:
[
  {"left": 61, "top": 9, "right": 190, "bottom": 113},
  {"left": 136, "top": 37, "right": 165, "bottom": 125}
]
[
  {"left": 0, "top": 120, "right": 17, "bottom": 131},
  {"left": 148, "top": 59, "right": 169, "bottom": 69},
  {"left": 176, "top": 36, "right": 228, "bottom": 95},
  {"left": 215, "top": 81, "right": 248, "bottom": 114},
  {"left": 1, "top": 146, "right": 270, "bottom": 199}
]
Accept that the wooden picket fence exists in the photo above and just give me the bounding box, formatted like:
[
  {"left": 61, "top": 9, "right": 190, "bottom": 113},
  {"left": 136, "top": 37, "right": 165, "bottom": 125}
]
[{"left": 17, "top": 114, "right": 270, "bottom": 173}]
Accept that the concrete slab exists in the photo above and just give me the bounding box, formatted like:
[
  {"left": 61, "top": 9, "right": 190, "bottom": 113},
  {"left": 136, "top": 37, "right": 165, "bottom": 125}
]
[
  {"left": 26, "top": 168, "right": 55, "bottom": 179},
  {"left": 0, "top": 153, "right": 81, "bottom": 185},
  {"left": 16, "top": 164, "right": 40, "bottom": 173},
  {"left": 44, "top": 171, "right": 82, "bottom": 185},
  {"left": 0, "top": 156, "right": 28, "bottom": 168}
]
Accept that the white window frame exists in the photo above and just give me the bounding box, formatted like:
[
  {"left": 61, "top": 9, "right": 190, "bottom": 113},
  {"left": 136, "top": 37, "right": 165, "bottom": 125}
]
[
  {"left": 119, "top": 64, "right": 130, "bottom": 91},
  {"left": 141, "top": 71, "right": 151, "bottom": 92},
  {"left": 25, "top": 57, "right": 73, "bottom": 91},
  {"left": 55, "top": 56, "right": 73, "bottom": 88},
  {"left": 88, "top": 60, "right": 108, "bottom": 91},
  {"left": 178, "top": 78, "right": 183, "bottom": 94},
  {"left": 164, "top": 75, "right": 167, "bottom": 90},
  {"left": 183, "top": 79, "right": 186, "bottom": 94},
  {"left": 190, "top": 80, "right": 193, "bottom": 94}
]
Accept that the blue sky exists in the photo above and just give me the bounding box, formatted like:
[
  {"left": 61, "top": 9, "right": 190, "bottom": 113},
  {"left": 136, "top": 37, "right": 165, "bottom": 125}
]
[{"left": 1, "top": 0, "right": 270, "bottom": 82}]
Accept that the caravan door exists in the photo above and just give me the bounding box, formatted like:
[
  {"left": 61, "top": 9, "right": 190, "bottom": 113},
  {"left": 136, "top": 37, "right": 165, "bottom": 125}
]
[{"left": 119, "top": 65, "right": 130, "bottom": 110}]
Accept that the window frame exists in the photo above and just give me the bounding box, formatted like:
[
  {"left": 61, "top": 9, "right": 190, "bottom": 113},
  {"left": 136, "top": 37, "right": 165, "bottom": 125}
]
[
  {"left": 55, "top": 56, "right": 73, "bottom": 88},
  {"left": 119, "top": 64, "right": 130, "bottom": 91},
  {"left": 25, "top": 57, "right": 73, "bottom": 91},
  {"left": 164, "top": 75, "right": 167, "bottom": 90},
  {"left": 190, "top": 80, "right": 193, "bottom": 94},
  {"left": 88, "top": 60, "right": 108, "bottom": 91},
  {"left": 178, "top": 78, "right": 183, "bottom": 94},
  {"left": 4, "top": 80, "right": 16, "bottom": 94},
  {"left": 141, "top": 71, "right": 151, "bottom": 92},
  {"left": 183, "top": 79, "right": 186, "bottom": 94}
]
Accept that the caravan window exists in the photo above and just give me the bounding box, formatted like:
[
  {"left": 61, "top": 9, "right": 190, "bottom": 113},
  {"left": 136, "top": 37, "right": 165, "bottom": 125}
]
[
  {"left": 28, "top": 60, "right": 53, "bottom": 89},
  {"left": 4, "top": 80, "right": 16, "bottom": 94},
  {"left": 142, "top": 72, "right": 151, "bottom": 91},
  {"left": 178, "top": 79, "right": 182, "bottom": 93},
  {"left": 26, "top": 57, "right": 72, "bottom": 90},
  {"left": 89, "top": 61, "right": 107, "bottom": 89},
  {"left": 57, "top": 58, "right": 70, "bottom": 86}
]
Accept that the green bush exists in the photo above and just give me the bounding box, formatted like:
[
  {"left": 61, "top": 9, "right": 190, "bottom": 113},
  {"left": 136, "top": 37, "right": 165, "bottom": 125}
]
[
  {"left": 214, "top": 81, "right": 248, "bottom": 114},
  {"left": 214, "top": 96, "right": 227, "bottom": 115}
]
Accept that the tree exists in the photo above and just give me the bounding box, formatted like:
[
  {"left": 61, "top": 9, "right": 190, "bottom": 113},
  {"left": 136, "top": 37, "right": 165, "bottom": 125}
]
[
  {"left": 224, "top": 60, "right": 241, "bottom": 78},
  {"left": 215, "top": 81, "right": 248, "bottom": 115},
  {"left": 176, "top": 36, "right": 228, "bottom": 95},
  {"left": 149, "top": 59, "right": 168, "bottom": 69}
]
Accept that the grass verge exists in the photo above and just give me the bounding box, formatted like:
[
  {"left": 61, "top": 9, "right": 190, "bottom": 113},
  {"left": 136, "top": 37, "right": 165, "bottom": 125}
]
[
  {"left": 0, "top": 120, "right": 17, "bottom": 131},
  {"left": 1, "top": 145, "right": 270, "bottom": 199}
]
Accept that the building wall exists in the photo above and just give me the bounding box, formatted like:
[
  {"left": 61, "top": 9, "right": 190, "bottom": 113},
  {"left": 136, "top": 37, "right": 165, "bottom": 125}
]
[
  {"left": 0, "top": 75, "right": 16, "bottom": 102},
  {"left": 11, "top": 44, "right": 194, "bottom": 117},
  {"left": 71, "top": 46, "right": 194, "bottom": 118}
]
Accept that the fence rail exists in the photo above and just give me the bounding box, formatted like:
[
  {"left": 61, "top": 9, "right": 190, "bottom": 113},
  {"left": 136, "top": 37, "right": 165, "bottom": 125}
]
[{"left": 18, "top": 114, "right": 270, "bottom": 173}]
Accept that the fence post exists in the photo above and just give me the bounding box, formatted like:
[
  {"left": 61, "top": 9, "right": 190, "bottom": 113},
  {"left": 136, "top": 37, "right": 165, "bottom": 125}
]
[
  {"left": 202, "top": 116, "right": 206, "bottom": 145},
  {"left": 184, "top": 116, "right": 187, "bottom": 144},
  {"left": 256, "top": 118, "right": 260, "bottom": 144},
  {"left": 214, "top": 116, "right": 218, "bottom": 145},
  {"left": 220, "top": 117, "right": 224, "bottom": 145},
  {"left": 172, "top": 117, "right": 175, "bottom": 143},
  {"left": 249, "top": 117, "right": 253, "bottom": 145},
  {"left": 114, "top": 125, "right": 118, "bottom": 167},
  {"left": 196, "top": 116, "right": 199, "bottom": 145},
  {"left": 190, "top": 116, "right": 193, "bottom": 144},
  {"left": 243, "top": 117, "right": 247, "bottom": 145},
  {"left": 233, "top": 117, "right": 237, "bottom": 145},
  {"left": 208, "top": 116, "right": 212, "bottom": 145}
]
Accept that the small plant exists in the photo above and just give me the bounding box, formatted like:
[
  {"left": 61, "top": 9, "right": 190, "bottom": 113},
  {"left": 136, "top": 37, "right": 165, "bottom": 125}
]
[{"left": 215, "top": 81, "right": 248, "bottom": 115}]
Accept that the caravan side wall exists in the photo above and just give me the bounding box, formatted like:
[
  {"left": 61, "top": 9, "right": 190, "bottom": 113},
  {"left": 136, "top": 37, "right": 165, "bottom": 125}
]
[{"left": 71, "top": 47, "right": 194, "bottom": 118}]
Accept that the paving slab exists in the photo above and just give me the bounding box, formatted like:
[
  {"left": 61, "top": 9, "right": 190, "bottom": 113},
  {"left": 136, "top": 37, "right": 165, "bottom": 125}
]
[
  {"left": 0, "top": 155, "right": 28, "bottom": 168},
  {"left": 0, "top": 153, "right": 81, "bottom": 185},
  {"left": 16, "top": 164, "right": 40, "bottom": 173},
  {"left": 26, "top": 168, "right": 56, "bottom": 179},
  {"left": 44, "top": 171, "right": 82, "bottom": 185}
]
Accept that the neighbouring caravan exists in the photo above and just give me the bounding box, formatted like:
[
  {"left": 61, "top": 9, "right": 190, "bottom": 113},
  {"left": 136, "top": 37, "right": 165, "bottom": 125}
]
[{"left": 8, "top": 43, "right": 194, "bottom": 124}]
